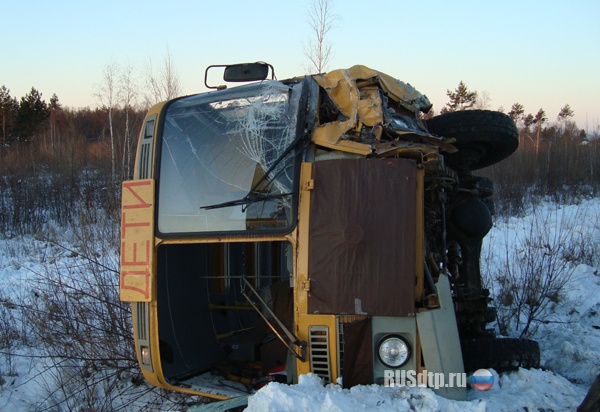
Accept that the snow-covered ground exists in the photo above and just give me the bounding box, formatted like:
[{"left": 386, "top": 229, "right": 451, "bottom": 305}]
[
  {"left": 245, "top": 368, "right": 587, "bottom": 411},
  {"left": 1, "top": 198, "right": 599, "bottom": 411}
]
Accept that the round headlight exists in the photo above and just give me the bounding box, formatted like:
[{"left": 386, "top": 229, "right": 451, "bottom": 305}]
[{"left": 377, "top": 335, "right": 411, "bottom": 368}]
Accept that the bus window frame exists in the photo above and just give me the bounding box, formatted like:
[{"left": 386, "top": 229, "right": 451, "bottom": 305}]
[{"left": 152, "top": 79, "right": 310, "bottom": 239}]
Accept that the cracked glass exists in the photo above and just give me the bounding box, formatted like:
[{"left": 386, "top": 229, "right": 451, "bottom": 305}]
[{"left": 157, "top": 81, "right": 303, "bottom": 234}]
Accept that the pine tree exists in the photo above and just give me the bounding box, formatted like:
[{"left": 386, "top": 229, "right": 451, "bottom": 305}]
[
  {"left": 442, "top": 81, "right": 478, "bottom": 113},
  {"left": 0, "top": 85, "right": 19, "bottom": 147},
  {"left": 533, "top": 108, "right": 547, "bottom": 155},
  {"left": 508, "top": 103, "right": 525, "bottom": 122},
  {"left": 557, "top": 104, "right": 574, "bottom": 124},
  {"left": 49, "top": 93, "right": 61, "bottom": 111},
  {"left": 16, "top": 87, "right": 50, "bottom": 141},
  {"left": 557, "top": 104, "right": 577, "bottom": 140},
  {"left": 48, "top": 93, "right": 62, "bottom": 152},
  {"left": 523, "top": 114, "right": 534, "bottom": 131},
  {"left": 534, "top": 108, "right": 547, "bottom": 127}
]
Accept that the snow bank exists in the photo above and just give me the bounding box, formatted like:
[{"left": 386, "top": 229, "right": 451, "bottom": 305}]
[{"left": 246, "top": 369, "right": 586, "bottom": 411}]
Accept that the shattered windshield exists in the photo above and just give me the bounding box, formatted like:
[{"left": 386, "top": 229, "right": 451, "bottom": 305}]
[{"left": 157, "top": 81, "right": 303, "bottom": 234}]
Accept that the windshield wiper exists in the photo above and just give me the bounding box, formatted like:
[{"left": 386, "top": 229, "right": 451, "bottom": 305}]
[
  {"left": 200, "top": 192, "right": 292, "bottom": 210},
  {"left": 200, "top": 128, "right": 308, "bottom": 211},
  {"left": 200, "top": 84, "right": 310, "bottom": 212},
  {"left": 245, "top": 133, "right": 305, "bottom": 197}
]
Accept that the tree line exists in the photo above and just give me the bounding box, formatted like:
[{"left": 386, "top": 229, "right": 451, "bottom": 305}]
[
  {"left": 1, "top": 85, "right": 57, "bottom": 145},
  {"left": 0, "top": 51, "right": 180, "bottom": 180},
  {"left": 439, "top": 81, "right": 599, "bottom": 215},
  {"left": 0, "top": 85, "right": 144, "bottom": 179},
  {"left": 440, "top": 80, "right": 588, "bottom": 141},
  {"left": 0, "top": 69, "right": 598, "bottom": 236}
]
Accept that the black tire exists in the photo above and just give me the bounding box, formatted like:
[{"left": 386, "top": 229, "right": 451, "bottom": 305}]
[
  {"left": 461, "top": 338, "right": 540, "bottom": 373},
  {"left": 426, "top": 110, "right": 518, "bottom": 171}
]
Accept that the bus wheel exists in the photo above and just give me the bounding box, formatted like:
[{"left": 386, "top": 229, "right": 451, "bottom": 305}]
[{"left": 426, "top": 110, "right": 518, "bottom": 171}]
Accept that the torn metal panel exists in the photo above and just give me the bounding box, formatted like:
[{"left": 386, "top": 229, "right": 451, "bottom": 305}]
[
  {"left": 357, "top": 86, "right": 384, "bottom": 128},
  {"left": 312, "top": 65, "right": 431, "bottom": 117},
  {"left": 311, "top": 65, "right": 454, "bottom": 156}
]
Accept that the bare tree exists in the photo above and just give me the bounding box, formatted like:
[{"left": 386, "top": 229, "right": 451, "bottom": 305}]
[
  {"left": 118, "top": 65, "right": 139, "bottom": 180},
  {"left": 143, "top": 60, "right": 161, "bottom": 107},
  {"left": 95, "top": 62, "right": 119, "bottom": 179},
  {"left": 489, "top": 204, "right": 589, "bottom": 338},
  {"left": 162, "top": 49, "right": 181, "bottom": 100},
  {"left": 304, "top": 0, "right": 337, "bottom": 74},
  {"left": 143, "top": 49, "right": 181, "bottom": 107},
  {"left": 474, "top": 90, "right": 492, "bottom": 110}
]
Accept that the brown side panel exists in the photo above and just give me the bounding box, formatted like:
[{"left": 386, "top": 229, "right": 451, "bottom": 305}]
[
  {"left": 342, "top": 317, "right": 373, "bottom": 387},
  {"left": 308, "top": 158, "right": 416, "bottom": 316}
]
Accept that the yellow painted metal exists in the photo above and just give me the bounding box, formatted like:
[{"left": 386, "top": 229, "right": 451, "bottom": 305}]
[
  {"left": 294, "top": 162, "right": 314, "bottom": 375},
  {"left": 356, "top": 86, "right": 384, "bottom": 127},
  {"left": 313, "top": 65, "right": 429, "bottom": 115},
  {"left": 133, "top": 103, "right": 165, "bottom": 180},
  {"left": 295, "top": 163, "right": 313, "bottom": 317},
  {"left": 310, "top": 65, "right": 434, "bottom": 151},
  {"left": 120, "top": 179, "right": 155, "bottom": 302},
  {"left": 296, "top": 314, "right": 338, "bottom": 382},
  {"left": 309, "top": 65, "right": 455, "bottom": 159},
  {"left": 128, "top": 299, "right": 230, "bottom": 399},
  {"left": 309, "top": 136, "right": 373, "bottom": 155},
  {"left": 155, "top": 233, "right": 294, "bottom": 246},
  {"left": 141, "top": 299, "right": 231, "bottom": 400}
]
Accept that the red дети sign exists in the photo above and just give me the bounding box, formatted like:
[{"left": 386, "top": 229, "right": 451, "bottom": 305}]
[{"left": 120, "top": 179, "right": 154, "bottom": 302}]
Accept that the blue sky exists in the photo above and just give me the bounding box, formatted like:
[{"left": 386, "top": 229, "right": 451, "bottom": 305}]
[{"left": 2, "top": 0, "right": 599, "bottom": 130}]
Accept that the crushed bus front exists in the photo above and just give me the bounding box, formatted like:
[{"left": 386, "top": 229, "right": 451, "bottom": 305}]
[{"left": 120, "top": 64, "right": 527, "bottom": 403}]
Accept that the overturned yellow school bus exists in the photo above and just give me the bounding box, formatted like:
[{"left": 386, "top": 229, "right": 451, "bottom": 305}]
[{"left": 120, "top": 63, "right": 538, "bottom": 402}]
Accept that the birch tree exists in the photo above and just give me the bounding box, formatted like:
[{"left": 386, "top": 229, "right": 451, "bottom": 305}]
[
  {"left": 474, "top": 90, "right": 492, "bottom": 110},
  {"left": 95, "top": 62, "right": 118, "bottom": 180},
  {"left": 143, "top": 49, "right": 181, "bottom": 107},
  {"left": 118, "top": 65, "right": 138, "bottom": 179},
  {"left": 304, "top": 0, "right": 337, "bottom": 74}
]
